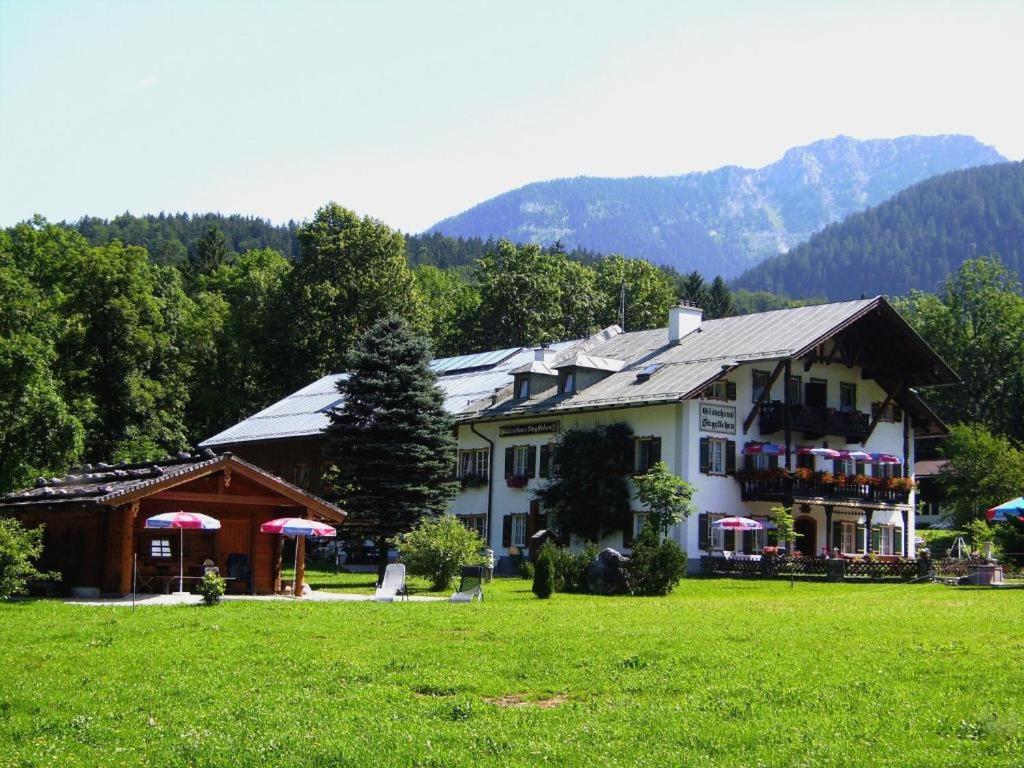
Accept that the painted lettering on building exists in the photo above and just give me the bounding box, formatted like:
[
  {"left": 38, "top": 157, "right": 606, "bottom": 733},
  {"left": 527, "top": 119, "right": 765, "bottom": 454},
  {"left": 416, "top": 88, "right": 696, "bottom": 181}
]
[
  {"left": 699, "top": 403, "right": 736, "bottom": 434},
  {"left": 499, "top": 421, "right": 559, "bottom": 437}
]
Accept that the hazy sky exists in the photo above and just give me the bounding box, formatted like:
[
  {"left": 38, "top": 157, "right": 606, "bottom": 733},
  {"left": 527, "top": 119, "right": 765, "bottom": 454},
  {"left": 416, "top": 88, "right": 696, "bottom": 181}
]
[{"left": 2, "top": 0, "right": 1022, "bottom": 232}]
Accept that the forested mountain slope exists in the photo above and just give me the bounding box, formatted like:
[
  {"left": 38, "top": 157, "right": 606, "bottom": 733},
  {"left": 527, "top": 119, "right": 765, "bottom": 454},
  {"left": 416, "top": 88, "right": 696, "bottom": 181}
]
[
  {"left": 733, "top": 162, "right": 1024, "bottom": 299},
  {"left": 427, "top": 135, "right": 1005, "bottom": 278}
]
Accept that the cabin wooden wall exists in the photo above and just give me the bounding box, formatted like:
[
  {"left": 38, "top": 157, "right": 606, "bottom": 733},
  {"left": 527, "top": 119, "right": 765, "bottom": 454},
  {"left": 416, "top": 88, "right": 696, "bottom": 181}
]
[{"left": 222, "top": 438, "right": 326, "bottom": 494}]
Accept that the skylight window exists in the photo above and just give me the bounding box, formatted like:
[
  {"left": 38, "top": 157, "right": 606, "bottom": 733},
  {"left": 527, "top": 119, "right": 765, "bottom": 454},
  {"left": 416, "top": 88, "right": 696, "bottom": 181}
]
[{"left": 635, "top": 363, "right": 663, "bottom": 383}]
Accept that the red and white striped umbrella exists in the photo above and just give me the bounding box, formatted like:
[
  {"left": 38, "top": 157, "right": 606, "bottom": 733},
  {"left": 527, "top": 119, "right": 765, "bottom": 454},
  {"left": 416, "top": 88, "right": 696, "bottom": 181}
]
[
  {"left": 145, "top": 511, "right": 221, "bottom": 595},
  {"left": 836, "top": 449, "right": 872, "bottom": 461},
  {"left": 743, "top": 443, "right": 787, "bottom": 456},
  {"left": 798, "top": 446, "right": 841, "bottom": 459},
  {"left": 711, "top": 516, "right": 764, "bottom": 530},
  {"left": 869, "top": 453, "right": 901, "bottom": 464},
  {"left": 260, "top": 518, "right": 337, "bottom": 537}
]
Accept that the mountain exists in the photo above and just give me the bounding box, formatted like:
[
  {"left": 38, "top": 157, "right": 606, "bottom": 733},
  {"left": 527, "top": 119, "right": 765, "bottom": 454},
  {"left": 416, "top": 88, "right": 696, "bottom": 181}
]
[
  {"left": 427, "top": 135, "right": 1006, "bottom": 278},
  {"left": 732, "top": 161, "right": 1024, "bottom": 300}
]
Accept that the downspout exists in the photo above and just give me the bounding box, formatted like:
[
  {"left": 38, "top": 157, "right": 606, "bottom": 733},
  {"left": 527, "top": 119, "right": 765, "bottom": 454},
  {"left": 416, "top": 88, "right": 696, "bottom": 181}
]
[{"left": 470, "top": 421, "right": 495, "bottom": 549}]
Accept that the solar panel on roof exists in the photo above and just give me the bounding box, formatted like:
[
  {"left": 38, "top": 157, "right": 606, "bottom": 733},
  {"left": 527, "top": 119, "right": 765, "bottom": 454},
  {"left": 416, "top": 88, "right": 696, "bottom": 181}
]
[{"left": 430, "top": 347, "right": 521, "bottom": 374}]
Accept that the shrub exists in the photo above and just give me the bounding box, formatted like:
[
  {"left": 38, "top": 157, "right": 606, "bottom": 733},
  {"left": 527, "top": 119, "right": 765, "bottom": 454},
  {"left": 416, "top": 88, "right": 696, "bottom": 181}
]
[
  {"left": 518, "top": 559, "right": 535, "bottom": 581},
  {"left": 0, "top": 519, "right": 58, "bottom": 599},
  {"left": 994, "top": 517, "right": 1024, "bottom": 566},
  {"left": 532, "top": 550, "right": 554, "bottom": 599},
  {"left": 198, "top": 571, "right": 226, "bottom": 606},
  {"left": 538, "top": 541, "right": 598, "bottom": 593},
  {"left": 391, "top": 515, "right": 485, "bottom": 591},
  {"left": 967, "top": 518, "right": 995, "bottom": 556},
  {"left": 633, "top": 461, "right": 695, "bottom": 535},
  {"left": 626, "top": 526, "right": 686, "bottom": 596}
]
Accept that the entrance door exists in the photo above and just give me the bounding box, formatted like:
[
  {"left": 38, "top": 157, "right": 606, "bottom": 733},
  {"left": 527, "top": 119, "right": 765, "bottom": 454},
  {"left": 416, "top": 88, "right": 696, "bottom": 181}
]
[{"left": 793, "top": 517, "right": 817, "bottom": 557}]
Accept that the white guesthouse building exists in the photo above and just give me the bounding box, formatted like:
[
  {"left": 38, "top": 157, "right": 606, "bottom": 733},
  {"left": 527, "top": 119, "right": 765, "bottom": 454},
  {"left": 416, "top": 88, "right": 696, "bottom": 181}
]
[{"left": 202, "top": 297, "right": 956, "bottom": 574}]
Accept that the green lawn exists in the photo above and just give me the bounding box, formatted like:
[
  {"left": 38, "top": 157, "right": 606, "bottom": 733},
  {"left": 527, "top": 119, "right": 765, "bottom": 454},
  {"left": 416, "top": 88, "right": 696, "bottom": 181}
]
[{"left": 1, "top": 577, "right": 1021, "bottom": 767}]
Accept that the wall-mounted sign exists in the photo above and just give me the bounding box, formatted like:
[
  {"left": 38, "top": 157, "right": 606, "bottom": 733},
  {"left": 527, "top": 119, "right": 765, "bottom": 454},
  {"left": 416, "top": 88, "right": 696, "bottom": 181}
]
[
  {"left": 499, "top": 421, "right": 559, "bottom": 437},
  {"left": 699, "top": 403, "right": 736, "bottom": 434}
]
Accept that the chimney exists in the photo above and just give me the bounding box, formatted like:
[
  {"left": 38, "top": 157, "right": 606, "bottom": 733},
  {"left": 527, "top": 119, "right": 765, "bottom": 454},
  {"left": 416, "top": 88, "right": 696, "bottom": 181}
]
[
  {"left": 535, "top": 343, "right": 557, "bottom": 363},
  {"left": 668, "top": 301, "right": 702, "bottom": 343}
]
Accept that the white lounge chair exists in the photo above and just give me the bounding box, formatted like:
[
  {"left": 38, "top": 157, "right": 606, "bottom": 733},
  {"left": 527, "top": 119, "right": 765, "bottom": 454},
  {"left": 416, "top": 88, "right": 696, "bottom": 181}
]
[
  {"left": 450, "top": 566, "right": 484, "bottom": 603},
  {"left": 374, "top": 563, "right": 407, "bottom": 602}
]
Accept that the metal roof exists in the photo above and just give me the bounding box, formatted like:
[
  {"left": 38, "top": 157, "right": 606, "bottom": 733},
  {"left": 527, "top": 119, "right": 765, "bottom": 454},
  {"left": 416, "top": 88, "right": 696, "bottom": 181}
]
[{"left": 201, "top": 341, "right": 583, "bottom": 447}]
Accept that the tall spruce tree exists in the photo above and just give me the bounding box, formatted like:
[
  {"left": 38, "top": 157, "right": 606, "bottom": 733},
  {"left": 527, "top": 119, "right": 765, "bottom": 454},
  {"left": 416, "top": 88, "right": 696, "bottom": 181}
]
[{"left": 324, "top": 316, "right": 458, "bottom": 579}]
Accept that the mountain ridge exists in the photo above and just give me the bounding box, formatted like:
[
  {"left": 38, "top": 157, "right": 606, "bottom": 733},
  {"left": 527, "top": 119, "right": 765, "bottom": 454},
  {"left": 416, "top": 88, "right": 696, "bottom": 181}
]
[{"left": 427, "top": 134, "right": 1005, "bottom": 278}]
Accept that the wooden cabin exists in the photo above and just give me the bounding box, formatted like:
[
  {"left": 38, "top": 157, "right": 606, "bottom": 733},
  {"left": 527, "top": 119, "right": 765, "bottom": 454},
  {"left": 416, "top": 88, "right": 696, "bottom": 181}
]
[{"left": 0, "top": 451, "right": 344, "bottom": 595}]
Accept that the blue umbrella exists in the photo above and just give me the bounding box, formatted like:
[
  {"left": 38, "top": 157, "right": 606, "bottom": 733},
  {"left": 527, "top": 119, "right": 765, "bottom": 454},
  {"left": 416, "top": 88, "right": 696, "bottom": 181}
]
[{"left": 986, "top": 497, "right": 1024, "bottom": 522}]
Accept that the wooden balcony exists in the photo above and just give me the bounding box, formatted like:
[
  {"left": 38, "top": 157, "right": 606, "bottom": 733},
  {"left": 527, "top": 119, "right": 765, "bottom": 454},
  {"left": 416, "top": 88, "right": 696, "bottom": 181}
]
[
  {"left": 759, "top": 401, "right": 869, "bottom": 441},
  {"left": 736, "top": 471, "right": 912, "bottom": 507}
]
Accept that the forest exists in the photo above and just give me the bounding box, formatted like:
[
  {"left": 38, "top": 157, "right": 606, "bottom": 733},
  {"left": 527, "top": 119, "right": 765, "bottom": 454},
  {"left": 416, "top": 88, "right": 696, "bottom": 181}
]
[
  {"left": 3, "top": 204, "right": 1020, "bottom": 501},
  {"left": 734, "top": 161, "right": 1024, "bottom": 299}
]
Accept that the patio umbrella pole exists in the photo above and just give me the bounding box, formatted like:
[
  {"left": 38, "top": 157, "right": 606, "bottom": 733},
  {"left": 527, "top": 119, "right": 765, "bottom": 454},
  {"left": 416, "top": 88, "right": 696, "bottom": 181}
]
[{"left": 179, "top": 527, "right": 184, "bottom": 594}]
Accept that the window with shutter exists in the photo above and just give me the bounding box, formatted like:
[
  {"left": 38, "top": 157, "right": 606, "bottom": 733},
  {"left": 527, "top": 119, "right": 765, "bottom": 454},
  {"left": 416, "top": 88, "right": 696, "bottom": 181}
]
[{"left": 752, "top": 369, "right": 771, "bottom": 403}]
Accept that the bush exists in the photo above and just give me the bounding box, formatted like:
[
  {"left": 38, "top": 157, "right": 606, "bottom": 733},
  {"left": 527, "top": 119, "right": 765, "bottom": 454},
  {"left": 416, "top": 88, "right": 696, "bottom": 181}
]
[
  {"left": 518, "top": 559, "right": 535, "bottom": 581},
  {"left": 627, "top": 526, "right": 686, "bottom": 596},
  {"left": 391, "top": 515, "right": 485, "bottom": 591},
  {"left": 538, "top": 540, "right": 597, "bottom": 593},
  {"left": 198, "top": 571, "right": 226, "bottom": 606},
  {"left": 994, "top": 517, "right": 1024, "bottom": 566},
  {"left": 0, "top": 519, "right": 58, "bottom": 599},
  {"left": 532, "top": 550, "right": 554, "bottom": 599}
]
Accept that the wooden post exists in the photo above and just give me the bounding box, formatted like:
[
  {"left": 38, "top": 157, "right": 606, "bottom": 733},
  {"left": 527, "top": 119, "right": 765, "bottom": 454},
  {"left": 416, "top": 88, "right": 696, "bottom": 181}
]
[
  {"left": 864, "top": 508, "right": 874, "bottom": 555},
  {"left": 293, "top": 535, "right": 306, "bottom": 597},
  {"left": 824, "top": 506, "right": 833, "bottom": 552},
  {"left": 118, "top": 503, "right": 137, "bottom": 595},
  {"left": 782, "top": 359, "right": 792, "bottom": 471}
]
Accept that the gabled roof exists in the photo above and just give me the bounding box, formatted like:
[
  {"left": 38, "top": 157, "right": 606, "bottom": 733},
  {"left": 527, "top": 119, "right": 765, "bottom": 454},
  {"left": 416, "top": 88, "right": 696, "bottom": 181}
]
[
  {"left": 552, "top": 352, "right": 626, "bottom": 372},
  {"left": 0, "top": 452, "right": 345, "bottom": 522},
  {"left": 458, "top": 297, "right": 958, "bottom": 434},
  {"left": 509, "top": 360, "right": 558, "bottom": 376},
  {"left": 200, "top": 339, "right": 589, "bottom": 447}
]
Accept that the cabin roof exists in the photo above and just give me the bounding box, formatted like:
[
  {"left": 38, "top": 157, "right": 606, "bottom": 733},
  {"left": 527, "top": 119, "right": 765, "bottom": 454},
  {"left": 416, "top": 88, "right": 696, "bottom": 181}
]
[{"left": 0, "top": 452, "right": 345, "bottom": 521}]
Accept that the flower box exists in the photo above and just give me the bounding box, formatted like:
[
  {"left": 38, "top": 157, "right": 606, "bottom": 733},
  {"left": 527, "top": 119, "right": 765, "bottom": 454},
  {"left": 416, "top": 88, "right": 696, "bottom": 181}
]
[{"left": 505, "top": 475, "right": 530, "bottom": 489}]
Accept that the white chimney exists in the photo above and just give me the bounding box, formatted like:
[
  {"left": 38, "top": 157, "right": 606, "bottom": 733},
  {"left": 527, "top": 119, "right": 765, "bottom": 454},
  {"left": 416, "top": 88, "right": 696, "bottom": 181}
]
[
  {"left": 535, "top": 343, "right": 557, "bottom": 363},
  {"left": 669, "top": 301, "right": 702, "bottom": 343}
]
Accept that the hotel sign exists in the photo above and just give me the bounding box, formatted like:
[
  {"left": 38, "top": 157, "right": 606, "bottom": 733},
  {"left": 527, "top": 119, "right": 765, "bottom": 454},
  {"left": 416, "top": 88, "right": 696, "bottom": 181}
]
[
  {"left": 500, "top": 421, "right": 559, "bottom": 437},
  {"left": 699, "top": 403, "right": 736, "bottom": 435}
]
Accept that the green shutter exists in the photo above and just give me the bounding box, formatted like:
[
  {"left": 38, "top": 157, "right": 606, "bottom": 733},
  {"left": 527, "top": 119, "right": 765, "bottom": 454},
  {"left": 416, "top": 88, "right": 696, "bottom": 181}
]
[
  {"left": 699, "top": 437, "right": 710, "bottom": 474},
  {"left": 651, "top": 437, "right": 662, "bottom": 465},
  {"left": 504, "top": 446, "right": 514, "bottom": 478},
  {"left": 502, "top": 516, "right": 512, "bottom": 547},
  {"left": 539, "top": 444, "right": 550, "bottom": 478},
  {"left": 527, "top": 445, "right": 538, "bottom": 477},
  {"left": 856, "top": 525, "right": 865, "bottom": 553},
  {"left": 831, "top": 521, "right": 842, "bottom": 553},
  {"left": 698, "top": 513, "right": 709, "bottom": 551},
  {"left": 726, "top": 381, "right": 737, "bottom": 401},
  {"left": 726, "top": 440, "right": 737, "bottom": 475},
  {"left": 894, "top": 527, "right": 903, "bottom": 555},
  {"left": 871, "top": 527, "right": 881, "bottom": 552}
]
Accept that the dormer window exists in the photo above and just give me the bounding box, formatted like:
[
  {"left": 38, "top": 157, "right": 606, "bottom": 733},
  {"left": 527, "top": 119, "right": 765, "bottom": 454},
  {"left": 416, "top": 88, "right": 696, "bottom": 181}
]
[
  {"left": 515, "top": 375, "right": 530, "bottom": 400},
  {"left": 560, "top": 371, "right": 575, "bottom": 394}
]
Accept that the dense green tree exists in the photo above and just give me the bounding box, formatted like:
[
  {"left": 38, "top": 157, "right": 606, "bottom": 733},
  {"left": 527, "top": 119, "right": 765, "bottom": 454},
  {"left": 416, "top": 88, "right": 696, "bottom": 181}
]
[
  {"left": 535, "top": 423, "right": 634, "bottom": 543},
  {"left": 190, "top": 226, "right": 231, "bottom": 275},
  {"left": 895, "top": 258, "right": 1024, "bottom": 441},
  {"left": 678, "top": 271, "right": 709, "bottom": 308},
  {"left": 285, "top": 204, "right": 423, "bottom": 385},
  {"left": 0, "top": 519, "right": 58, "bottom": 599},
  {"left": 413, "top": 265, "right": 481, "bottom": 357},
  {"left": 938, "top": 424, "right": 1024, "bottom": 528},
  {"left": 594, "top": 255, "right": 676, "bottom": 331},
  {"left": 633, "top": 461, "right": 695, "bottom": 536},
  {"left": 705, "top": 276, "right": 735, "bottom": 319},
  {"left": 324, "top": 316, "right": 458, "bottom": 579}
]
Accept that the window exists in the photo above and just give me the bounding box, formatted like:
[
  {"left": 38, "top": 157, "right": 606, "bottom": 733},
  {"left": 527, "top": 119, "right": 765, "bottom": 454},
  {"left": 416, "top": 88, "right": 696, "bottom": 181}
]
[
  {"left": 834, "top": 459, "right": 864, "bottom": 476},
  {"left": 516, "top": 375, "right": 530, "bottom": 399},
  {"left": 840, "top": 522, "right": 856, "bottom": 554},
  {"left": 634, "top": 436, "right": 662, "bottom": 473},
  {"left": 875, "top": 462, "right": 896, "bottom": 478},
  {"left": 703, "top": 380, "right": 736, "bottom": 400},
  {"left": 459, "top": 449, "right": 489, "bottom": 478},
  {"left": 513, "top": 445, "right": 532, "bottom": 477},
  {"left": 839, "top": 382, "right": 857, "bottom": 412},
  {"left": 511, "top": 514, "right": 527, "bottom": 548},
  {"left": 560, "top": 371, "right": 575, "bottom": 394},
  {"left": 633, "top": 512, "right": 649, "bottom": 538},
  {"left": 787, "top": 375, "right": 802, "bottom": 405},
  {"left": 151, "top": 538, "right": 172, "bottom": 558},
  {"left": 460, "top": 514, "right": 487, "bottom": 541},
  {"left": 750, "top": 453, "right": 772, "bottom": 470},
  {"left": 708, "top": 438, "right": 727, "bottom": 475},
  {"left": 796, "top": 452, "right": 815, "bottom": 470},
  {"left": 877, "top": 525, "right": 895, "bottom": 555},
  {"left": 752, "top": 369, "right": 771, "bottom": 403},
  {"left": 709, "top": 514, "right": 725, "bottom": 550},
  {"left": 293, "top": 463, "right": 310, "bottom": 489}
]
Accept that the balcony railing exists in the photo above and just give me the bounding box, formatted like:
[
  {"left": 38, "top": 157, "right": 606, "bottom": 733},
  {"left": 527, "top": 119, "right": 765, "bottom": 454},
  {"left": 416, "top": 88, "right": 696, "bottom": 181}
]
[
  {"left": 736, "top": 470, "right": 913, "bottom": 506},
  {"left": 759, "top": 401, "right": 869, "bottom": 441}
]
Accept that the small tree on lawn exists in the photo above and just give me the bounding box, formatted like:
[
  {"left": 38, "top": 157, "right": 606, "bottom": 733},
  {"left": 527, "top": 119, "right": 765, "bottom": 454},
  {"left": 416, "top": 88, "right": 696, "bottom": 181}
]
[
  {"left": 535, "top": 423, "right": 634, "bottom": 542},
  {"left": 633, "top": 461, "right": 695, "bottom": 536},
  {"left": 0, "top": 519, "right": 58, "bottom": 599},
  {"left": 967, "top": 518, "right": 995, "bottom": 558},
  {"left": 392, "top": 516, "right": 485, "bottom": 591},
  {"left": 532, "top": 545, "right": 555, "bottom": 599},
  {"left": 324, "top": 316, "right": 458, "bottom": 581},
  {"left": 771, "top": 505, "right": 799, "bottom": 554}
]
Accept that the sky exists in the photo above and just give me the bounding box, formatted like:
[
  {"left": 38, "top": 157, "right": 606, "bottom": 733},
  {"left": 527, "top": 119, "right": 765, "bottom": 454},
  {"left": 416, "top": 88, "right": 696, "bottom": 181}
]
[{"left": 1, "top": 0, "right": 1022, "bottom": 232}]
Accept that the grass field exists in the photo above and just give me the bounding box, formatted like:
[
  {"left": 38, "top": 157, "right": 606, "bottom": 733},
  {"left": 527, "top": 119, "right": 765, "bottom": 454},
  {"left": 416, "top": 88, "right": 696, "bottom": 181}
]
[{"left": 1, "top": 576, "right": 1022, "bottom": 767}]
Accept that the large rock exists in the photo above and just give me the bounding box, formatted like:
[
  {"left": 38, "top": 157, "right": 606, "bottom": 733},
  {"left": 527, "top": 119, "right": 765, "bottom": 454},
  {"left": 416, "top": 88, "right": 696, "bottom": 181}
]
[{"left": 586, "top": 548, "right": 630, "bottom": 595}]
